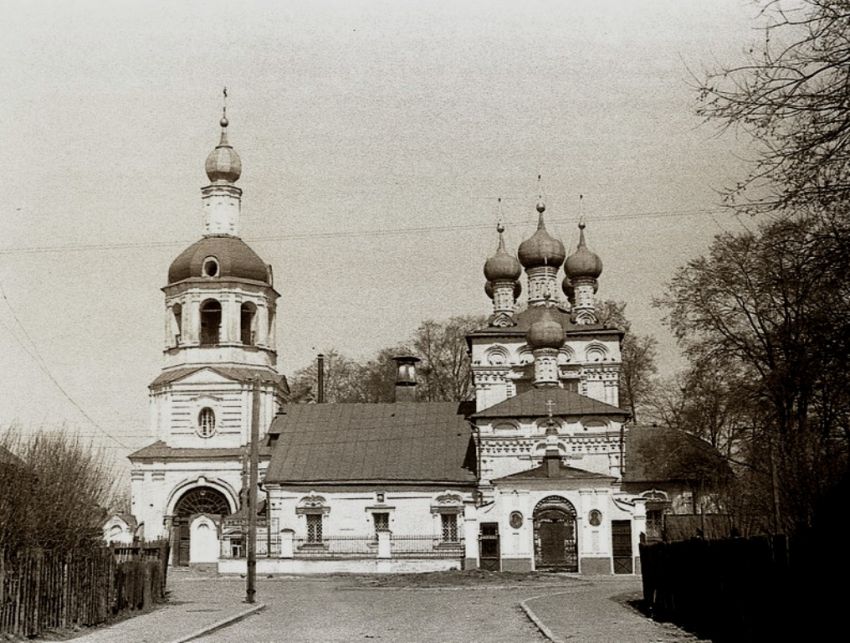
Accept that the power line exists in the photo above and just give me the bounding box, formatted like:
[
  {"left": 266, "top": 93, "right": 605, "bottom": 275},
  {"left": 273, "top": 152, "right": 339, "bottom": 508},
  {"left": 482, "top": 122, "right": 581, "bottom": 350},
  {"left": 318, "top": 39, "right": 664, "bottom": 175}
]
[
  {"left": 0, "top": 282, "right": 131, "bottom": 450},
  {"left": 0, "top": 207, "right": 726, "bottom": 257}
]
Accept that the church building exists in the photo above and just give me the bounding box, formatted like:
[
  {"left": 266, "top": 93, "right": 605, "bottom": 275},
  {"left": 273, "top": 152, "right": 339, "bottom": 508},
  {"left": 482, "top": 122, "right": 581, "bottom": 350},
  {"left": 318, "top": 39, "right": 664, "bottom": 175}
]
[
  {"left": 126, "top": 111, "right": 288, "bottom": 566},
  {"left": 122, "top": 107, "right": 716, "bottom": 573}
]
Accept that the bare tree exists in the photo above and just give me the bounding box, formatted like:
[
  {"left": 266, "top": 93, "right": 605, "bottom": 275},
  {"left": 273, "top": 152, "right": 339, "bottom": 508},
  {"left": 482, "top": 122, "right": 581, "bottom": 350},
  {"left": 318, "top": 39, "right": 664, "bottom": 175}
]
[
  {"left": 697, "top": 0, "right": 850, "bottom": 213},
  {"left": 655, "top": 214, "right": 850, "bottom": 532},
  {"left": 596, "top": 300, "right": 658, "bottom": 422}
]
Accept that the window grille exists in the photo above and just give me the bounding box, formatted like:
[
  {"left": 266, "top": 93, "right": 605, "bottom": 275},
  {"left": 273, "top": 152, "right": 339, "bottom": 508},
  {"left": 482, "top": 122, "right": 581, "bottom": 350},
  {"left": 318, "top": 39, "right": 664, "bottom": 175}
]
[
  {"left": 441, "top": 513, "right": 458, "bottom": 543},
  {"left": 306, "top": 514, "right": 323, "bottom": 543},
  {"left": 373, "top": 512, "right": 389, "bottom": 537},
  {"left": 198, "top": 407, "right": 216, "bottom": 437}
]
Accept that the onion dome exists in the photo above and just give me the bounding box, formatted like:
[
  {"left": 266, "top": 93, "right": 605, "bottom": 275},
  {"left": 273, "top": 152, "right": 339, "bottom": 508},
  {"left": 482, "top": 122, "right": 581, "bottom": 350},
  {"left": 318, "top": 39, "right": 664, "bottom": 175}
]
[
  {"left": 484, "top": 223, "right": 522, "bottom": 281},
  {"left": 205, "top": 115, "right": 242, "bottom": 183},
  {"left": 518, "top": 201, "right": 566, "bottom": 269},
  {"left": 565, "top": 221, "right": 603, "bottom": 279},
  {"left": 527, "top": 302, "right": 565, "bottom": 350},
  {"left": 168, "top": 236, "right": 271, "bottom": 285}
]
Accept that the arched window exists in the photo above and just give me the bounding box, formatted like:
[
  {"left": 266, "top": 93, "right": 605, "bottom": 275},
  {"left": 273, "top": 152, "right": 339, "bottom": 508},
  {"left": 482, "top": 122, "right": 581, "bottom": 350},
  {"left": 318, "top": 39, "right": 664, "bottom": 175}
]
[
  {"left": 200, "top": 299, "right": 221, "bottom": 346},
  {"left": 172, "top": 303, "right": 183, "bottom": 345},
  {"left": 240, "top": 302, "right": 256, "bottom": 346},
  {"left": 198, "top": 407, "right": 216, "bottom": 437}
]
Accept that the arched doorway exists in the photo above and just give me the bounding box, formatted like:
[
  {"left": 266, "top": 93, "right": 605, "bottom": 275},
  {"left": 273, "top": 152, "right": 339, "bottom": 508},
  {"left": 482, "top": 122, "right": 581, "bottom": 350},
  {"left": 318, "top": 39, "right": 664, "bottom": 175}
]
[
  {"left": 172, "top": 487, "right": 231, "bottom": 566},
  {"left": 533, "top": 496, "right": 578, "bottom": 572}
]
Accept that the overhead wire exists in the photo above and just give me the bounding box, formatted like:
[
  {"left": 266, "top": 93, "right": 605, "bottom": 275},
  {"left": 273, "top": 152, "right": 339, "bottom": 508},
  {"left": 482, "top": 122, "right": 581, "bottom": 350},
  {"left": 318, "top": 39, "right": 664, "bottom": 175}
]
[
  {"left": 0, "top": 207, "right": 729, "bottom": 257},
  {"left": 0, "top": 282, "right": 131, "bottom": 449}
]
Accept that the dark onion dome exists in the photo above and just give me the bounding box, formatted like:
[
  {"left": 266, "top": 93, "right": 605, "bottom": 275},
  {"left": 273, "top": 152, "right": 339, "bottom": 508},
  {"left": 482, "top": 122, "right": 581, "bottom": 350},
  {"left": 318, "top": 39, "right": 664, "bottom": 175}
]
[
  {"left": 565, "top": 221, "right": 603, "bottom": 279},
  {"left": 484, "top": 223, "right": 522, "bottom": 281},
  {"left": 527, "top": 303, "right": 565, "bottom": 349},
  {"left": 518, "top": 201, "right": 566, "bottom": 269},
  {"left": 562, "top": 275, "right": 575, "bottom": 300},
  {"left": 205, "top": 116, "right": 242, "bottom": 183},
  {"left": 168, "top": 236, "right": 271, "bottom": 284}
]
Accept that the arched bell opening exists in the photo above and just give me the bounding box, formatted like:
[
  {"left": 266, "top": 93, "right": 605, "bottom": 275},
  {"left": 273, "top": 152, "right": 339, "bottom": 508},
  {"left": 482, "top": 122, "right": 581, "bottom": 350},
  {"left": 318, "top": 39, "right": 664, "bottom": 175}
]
[
  {"left": 240, "top": 302, "right": 257, "bottom": 346},
  {"left": 533, "top": 495, "right": 578, "bottom": 572},
  {"left": 200, "top": 299, "right": 222, "bottom": 346}
]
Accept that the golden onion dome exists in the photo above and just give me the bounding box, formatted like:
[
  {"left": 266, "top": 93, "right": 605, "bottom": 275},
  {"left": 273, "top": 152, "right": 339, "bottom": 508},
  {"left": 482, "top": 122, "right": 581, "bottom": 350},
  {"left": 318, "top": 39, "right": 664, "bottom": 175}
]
[
  {"left": 484, "top": 223, "right": 522, "bottom": 282},
  {"left": 565, "top": 221, "right": 603, "bottom": 279},
  {"left": 205, "top": 116, "right": 242, "bottom": 183},
  {"left": 527, "top": 302, "right": 565, "bottom": 350},
  {"left": 518, "top": 202, "right": 566, "bottom": 269}
]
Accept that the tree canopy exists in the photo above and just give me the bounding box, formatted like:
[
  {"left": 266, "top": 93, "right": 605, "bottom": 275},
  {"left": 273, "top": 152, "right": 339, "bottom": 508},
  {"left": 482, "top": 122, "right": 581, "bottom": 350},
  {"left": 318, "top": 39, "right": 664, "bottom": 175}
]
[{"left": 655, "top": 214, "right": 850, "bottom": 532}]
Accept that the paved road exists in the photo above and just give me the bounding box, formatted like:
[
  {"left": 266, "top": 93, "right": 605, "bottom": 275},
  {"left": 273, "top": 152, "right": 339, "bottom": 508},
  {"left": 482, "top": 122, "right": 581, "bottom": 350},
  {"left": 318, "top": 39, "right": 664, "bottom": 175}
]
[{"left": 191, "top": 575, "right": 692, "bottom": 643}]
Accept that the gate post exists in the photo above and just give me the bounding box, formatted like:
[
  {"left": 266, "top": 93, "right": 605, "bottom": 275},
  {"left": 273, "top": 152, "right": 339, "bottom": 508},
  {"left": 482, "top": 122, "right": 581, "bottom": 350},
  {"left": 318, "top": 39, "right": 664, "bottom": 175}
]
[{"left": 463, "top": 505, "right": 479, "bottom": 569}]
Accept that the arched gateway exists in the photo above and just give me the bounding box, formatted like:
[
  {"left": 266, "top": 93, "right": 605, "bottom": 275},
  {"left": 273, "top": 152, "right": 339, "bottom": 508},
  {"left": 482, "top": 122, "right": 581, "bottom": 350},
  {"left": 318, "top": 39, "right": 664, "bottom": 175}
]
[
  {"left": 533, "top": 496, "right": 578, "bottom": 571},
  {"left": 172, "top": 487, "right": 231, "bottom": 566}
]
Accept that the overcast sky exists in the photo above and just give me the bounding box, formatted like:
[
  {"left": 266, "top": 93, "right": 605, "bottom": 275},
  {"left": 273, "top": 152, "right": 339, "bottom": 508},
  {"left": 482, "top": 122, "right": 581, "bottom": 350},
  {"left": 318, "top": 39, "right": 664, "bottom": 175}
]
[{"left": 0, "top": 0, "right": 763, "bottom": 464}]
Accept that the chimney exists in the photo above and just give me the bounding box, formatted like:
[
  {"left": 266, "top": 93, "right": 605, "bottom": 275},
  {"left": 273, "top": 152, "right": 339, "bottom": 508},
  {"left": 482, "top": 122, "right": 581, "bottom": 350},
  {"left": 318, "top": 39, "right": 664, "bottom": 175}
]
[
  {"left": 393, "top": 355, "right": 420, "bottom": 402},
  {"left": 317, "top": 353, "right": 325, "bottom": 403}
]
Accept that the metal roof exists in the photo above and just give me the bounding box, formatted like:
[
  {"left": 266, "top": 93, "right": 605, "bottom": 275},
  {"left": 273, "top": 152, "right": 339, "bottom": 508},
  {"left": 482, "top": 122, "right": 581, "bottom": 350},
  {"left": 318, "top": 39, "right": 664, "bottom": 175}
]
[
  {"left": 128, "top": 440, "right": 272, "bottom": 461},
  {"left": 265, "top": 401, "right": 477, "bottom": 485},
  {"left": 149, "top": 366, "right": 288, "bottom": 390},
  {"left": 471, "top": 387, "right": 628, "bottom": 419}
]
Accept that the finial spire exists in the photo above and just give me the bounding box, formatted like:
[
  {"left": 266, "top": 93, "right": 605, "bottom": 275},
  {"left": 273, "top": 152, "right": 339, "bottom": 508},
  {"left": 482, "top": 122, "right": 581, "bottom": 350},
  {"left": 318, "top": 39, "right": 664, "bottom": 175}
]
[{"left": 220, "top": 86, "right": 229, "bottom": 128}]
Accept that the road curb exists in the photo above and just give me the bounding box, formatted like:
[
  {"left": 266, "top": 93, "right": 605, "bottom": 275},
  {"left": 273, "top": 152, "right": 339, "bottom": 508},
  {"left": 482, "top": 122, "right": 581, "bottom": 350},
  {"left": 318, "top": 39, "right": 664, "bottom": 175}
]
[
  {"left": 169, "top": 602, "right": 266, "bottom": 643},
  {"left": 520, "top": 591, "right": 576, "bottom": 643}
]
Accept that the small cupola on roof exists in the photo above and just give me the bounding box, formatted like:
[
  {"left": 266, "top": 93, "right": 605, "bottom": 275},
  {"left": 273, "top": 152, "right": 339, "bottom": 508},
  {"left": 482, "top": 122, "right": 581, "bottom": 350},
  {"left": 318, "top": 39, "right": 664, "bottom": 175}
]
[
  {"left": 484, "top": 221, "right": 522, "bottom": 325},
  {"left": 205, "top": 115, "right": 242, "bottom": 184},
  {"left": 564, "top": 220, "right": 603, "bottom": 324},
  {"left": 518, "top": 200, "right": 566, "bottom": 306},
  {"left": 527, "top": 297, "right": 565, "bottom": 388}
]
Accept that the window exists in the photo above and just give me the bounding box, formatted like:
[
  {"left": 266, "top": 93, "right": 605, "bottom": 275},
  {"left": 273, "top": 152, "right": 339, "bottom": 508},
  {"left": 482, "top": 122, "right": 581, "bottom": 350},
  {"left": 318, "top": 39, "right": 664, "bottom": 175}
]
[
  {"left": 306, "top": 514, "right": 323, "bottom": 544},
  {"left": 202, "top": 256, "right": 219, "bottom": 278},
  {"left": 441, "top": 514, "right": 458, "bottom": 543},
  {"left": 373, "top": 512, "right": 389, "bottom": 538},
  {"left": 198, "top": 407, "right": 216, "bottom": 438},
  {"left": 240, "top": 302, "right": 256, "bottom": 346},
  {"left": 172, "top": 303, "right": 182, "bottom": 345},
  {"left": 200, "top": 299, "right": 222, "bottom": 346}
]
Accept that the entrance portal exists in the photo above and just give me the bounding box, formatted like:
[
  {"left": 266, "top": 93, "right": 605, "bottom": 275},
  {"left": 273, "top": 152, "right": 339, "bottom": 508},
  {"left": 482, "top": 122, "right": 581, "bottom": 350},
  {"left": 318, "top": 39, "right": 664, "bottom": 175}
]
[
  {"left": 172, "top": 487, "right": 231, "bottom": 566},
  {"left": 533, "top": 496, "right": 578, "bottom": 571}
]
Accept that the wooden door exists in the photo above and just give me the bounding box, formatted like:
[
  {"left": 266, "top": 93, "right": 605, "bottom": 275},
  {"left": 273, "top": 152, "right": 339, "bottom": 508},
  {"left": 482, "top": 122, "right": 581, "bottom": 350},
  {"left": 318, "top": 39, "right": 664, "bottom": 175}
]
[
  {"left": 479, "top": 523, "right": 500, "bottom": 571},
  {"left": 612, "top": 520, "right": 633, "bottom": 574}
]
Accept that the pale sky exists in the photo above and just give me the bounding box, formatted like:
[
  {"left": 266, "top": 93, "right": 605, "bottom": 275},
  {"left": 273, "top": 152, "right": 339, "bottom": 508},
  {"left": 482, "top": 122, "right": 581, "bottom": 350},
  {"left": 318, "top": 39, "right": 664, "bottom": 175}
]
[{"left": 0, "top": 0, "right": 763, "bottom": 465}]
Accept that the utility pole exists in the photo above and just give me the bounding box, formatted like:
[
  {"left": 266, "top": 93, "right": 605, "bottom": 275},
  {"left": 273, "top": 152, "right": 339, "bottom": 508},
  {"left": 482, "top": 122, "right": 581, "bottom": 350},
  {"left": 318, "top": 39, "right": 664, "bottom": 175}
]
[{"left": 246, "top": 377, "right": 260, "bottom": 603}]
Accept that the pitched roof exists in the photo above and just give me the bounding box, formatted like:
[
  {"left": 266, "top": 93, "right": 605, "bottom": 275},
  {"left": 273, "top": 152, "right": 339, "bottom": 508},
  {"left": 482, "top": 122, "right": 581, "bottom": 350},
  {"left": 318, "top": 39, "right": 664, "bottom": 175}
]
[
  {"left": 623, "top": 425, "right": 729, "bottom": 483},
  {"left": 149, "top": 366, "right": 288, "bottom": 391},
  {"left": 264, "top": 401, "right": 477, "bottom": 485},
  {"left": 492, "top": 461, "right": 615, "bottom": 483},
  {"left": 472, "top": 387, "right": 628, "bottom": 419},
  {"left": 128, "top": 440, "right": 272, "bottom": 461}
]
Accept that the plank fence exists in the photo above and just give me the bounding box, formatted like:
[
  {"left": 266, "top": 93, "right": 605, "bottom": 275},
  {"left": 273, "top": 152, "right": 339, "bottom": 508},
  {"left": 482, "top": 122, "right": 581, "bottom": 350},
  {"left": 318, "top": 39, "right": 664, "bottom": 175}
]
[
  {"left": 0, "top": 541, "right": 170, "bottom": 638},
  {"left": 639, "top": 534, "right": 808, "bottom": 641}
]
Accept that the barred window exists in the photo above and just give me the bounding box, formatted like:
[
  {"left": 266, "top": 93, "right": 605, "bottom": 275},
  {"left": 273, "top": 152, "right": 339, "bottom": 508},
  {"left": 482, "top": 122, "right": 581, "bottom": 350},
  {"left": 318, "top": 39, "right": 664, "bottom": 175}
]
[
  {"left": 441, "top": 513, "right": 458, "bottom": 542},
  {"left": 306, "top": 514, "right": 323, "bottom": 544},
  {"left": 373, "top": 512, "right": 389, "bottom": 538},
  {"left": 198, "top": 407, "right": 216, "bottom": 438}
]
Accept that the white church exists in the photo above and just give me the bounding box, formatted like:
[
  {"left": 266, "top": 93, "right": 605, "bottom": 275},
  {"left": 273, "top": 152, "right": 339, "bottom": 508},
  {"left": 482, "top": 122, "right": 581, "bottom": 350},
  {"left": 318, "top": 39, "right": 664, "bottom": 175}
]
[{"left": 120, "top": 108, "right": 709, "bottom": 574}]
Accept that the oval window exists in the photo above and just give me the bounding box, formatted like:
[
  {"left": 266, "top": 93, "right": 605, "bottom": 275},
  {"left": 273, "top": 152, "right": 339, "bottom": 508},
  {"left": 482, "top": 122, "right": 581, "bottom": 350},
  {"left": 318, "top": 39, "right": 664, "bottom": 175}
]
[
  {"left": 202, "top": 257, "right": 220, "bottom": 278},
  {"left": 198, "top": 407, "right": 216, "bottom": 438}
]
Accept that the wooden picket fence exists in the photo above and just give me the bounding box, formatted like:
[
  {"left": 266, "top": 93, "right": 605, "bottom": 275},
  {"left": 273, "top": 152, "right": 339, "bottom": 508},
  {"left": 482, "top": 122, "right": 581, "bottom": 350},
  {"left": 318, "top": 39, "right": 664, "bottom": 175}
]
[{"left": 0, "top": 541, "right": 170, "bottom": 638}]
